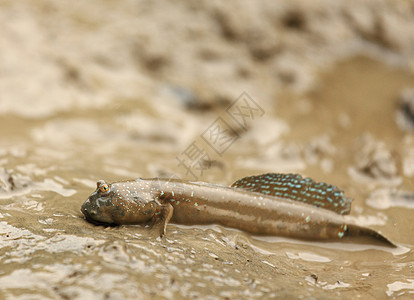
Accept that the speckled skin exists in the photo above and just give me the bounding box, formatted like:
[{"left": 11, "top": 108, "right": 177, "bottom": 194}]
[{"left": 81, "top": 176, "right": 394, "bottom": 246}]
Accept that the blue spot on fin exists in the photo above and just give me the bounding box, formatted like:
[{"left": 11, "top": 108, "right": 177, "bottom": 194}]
[{"left": 231, "top": 173, "right": 352, "bottom": 215}]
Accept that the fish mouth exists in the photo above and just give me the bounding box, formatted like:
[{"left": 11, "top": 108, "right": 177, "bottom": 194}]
[
  {"left": 82, "top": 210, "right": 100, "bottom": 225},
  {"left": 81, "top": 204, "right": 117, "bottom": 226},
  {"left": 81, "top": 210, "right": 117, "bottom": 226},
  {"left": 81, "top": 202, "right": 101, "bottom": 224}
]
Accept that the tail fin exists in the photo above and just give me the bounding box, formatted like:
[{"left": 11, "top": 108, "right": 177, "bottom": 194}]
[{"left": 346, "top": 224, "right": 396, "bottom": 248}]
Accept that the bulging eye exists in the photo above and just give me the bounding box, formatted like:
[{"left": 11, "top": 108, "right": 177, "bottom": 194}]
[{"left": 99, "top": 183, "right": 110, "bottom": 194}]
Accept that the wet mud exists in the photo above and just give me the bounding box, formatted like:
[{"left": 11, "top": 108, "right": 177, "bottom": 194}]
[{"left": 1, "top": 0, "right": 414, "bottom": 299}]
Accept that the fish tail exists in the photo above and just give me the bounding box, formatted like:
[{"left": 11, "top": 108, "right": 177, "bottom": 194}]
[{"left": 345, "top": 224, "right": 396, "bottom": 248}]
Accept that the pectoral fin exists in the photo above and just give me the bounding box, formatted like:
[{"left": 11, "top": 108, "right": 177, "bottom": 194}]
[
  {"left": 159, "top": 203, "right": 174, "bottom": 237},
  {"left": 231, "top": 173, "right": 352, "bottom": 215}
]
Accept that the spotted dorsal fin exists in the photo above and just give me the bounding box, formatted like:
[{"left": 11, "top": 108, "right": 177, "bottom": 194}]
[{"left": 231, "top": 173, "right": 352, "bottom": 215}]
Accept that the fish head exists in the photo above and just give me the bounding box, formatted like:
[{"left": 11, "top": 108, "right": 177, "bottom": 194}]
[
  {"left": 81, "top": 180, "right": 116, "bottom": 225},
  {"left": 81, "top": 179, "right": 157, "bottom": 225}
]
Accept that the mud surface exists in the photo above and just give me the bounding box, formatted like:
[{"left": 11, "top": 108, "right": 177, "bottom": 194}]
[{"left": 1, "top": 0, "right": 414, "bottom": 299}]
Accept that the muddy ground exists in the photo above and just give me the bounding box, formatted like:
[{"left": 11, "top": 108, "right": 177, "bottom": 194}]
[{"left": 1, "top": 0, "right": 414, "bottom": 299}]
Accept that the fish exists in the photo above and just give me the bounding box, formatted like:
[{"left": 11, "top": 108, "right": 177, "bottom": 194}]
[{"left": 81, "top": 173, "right": 395, "bottom": 247}]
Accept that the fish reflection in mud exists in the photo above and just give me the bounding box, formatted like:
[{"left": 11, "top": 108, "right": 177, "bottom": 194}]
[{"left": 81, "top": 173, "right": 395, "bottom": 247}]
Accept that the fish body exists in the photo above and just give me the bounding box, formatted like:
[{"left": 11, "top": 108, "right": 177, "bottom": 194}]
[{"left": 81, "top": 173, "right": 394, "bottom": 247}]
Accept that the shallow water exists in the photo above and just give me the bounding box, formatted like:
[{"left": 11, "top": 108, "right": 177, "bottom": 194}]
[{"left": 2, "top": 0, "right": 414, "bottom": 298}]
